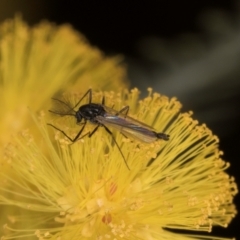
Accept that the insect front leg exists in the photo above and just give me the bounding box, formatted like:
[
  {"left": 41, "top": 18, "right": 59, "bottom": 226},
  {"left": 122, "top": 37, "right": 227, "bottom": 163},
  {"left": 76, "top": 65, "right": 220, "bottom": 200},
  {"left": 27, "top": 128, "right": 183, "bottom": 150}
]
[
  {"left": 48, "top": 121, "right": 87, "bottom": 143},
  {"left": 88, "top": 125, "right": 100, "bottom": 138},
  {"left": 76, "top": 124, "right": 100, "bottom": 140},
  {"left": 73, "top": 88, "right": 93, "bottom": 109}
]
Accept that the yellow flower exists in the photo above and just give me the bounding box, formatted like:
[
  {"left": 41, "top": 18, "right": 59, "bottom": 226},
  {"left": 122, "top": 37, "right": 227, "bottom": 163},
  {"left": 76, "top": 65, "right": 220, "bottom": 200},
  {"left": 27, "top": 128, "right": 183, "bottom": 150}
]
[
  {"left": 0, "top": 16, "right": 127, "bottom": 239},
  {"left": 0, "top": 89, "right": 237, "bottom": 240},
  {"left": 0, "top": 16, "right": 128, "bottom": 150}
]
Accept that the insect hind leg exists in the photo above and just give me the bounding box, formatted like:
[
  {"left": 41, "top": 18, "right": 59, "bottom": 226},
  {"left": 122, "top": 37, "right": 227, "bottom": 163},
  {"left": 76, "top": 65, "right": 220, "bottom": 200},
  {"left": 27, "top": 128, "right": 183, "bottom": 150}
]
[
  {"left": 102, "top": 125, "right": 130, "bottom": 170},
  {"left": 116, "top": 106, "right": 129, "bottom": 118}
]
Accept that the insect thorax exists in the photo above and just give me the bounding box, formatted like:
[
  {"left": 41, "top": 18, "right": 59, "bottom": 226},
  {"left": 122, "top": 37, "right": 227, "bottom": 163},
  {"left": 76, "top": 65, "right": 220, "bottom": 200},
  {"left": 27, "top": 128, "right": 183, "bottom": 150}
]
[{"left": 78, "top": 103, "right": 105, "bottom": 123}]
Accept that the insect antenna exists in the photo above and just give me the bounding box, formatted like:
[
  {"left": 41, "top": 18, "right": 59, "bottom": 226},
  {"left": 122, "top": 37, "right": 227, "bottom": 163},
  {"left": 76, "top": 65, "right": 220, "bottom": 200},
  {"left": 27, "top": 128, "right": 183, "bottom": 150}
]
[
  {"left": 48, "top": 97, "right": 79, "bottom": 141},
  {"left": 50, "top": 88, "right": 93, "bottom": 117},
  {"left": 51, "top": 98, "right": 73, "bottom": 109},
  {"left": 49, "top": 97, "right": 76, "bottom": 118}
]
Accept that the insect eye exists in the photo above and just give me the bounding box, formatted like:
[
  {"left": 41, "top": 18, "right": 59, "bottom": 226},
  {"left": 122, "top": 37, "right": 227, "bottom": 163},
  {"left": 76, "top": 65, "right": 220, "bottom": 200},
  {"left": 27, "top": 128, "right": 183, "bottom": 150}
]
[{"left": 76, "top": 112, "right": 82, "bottom": 122}]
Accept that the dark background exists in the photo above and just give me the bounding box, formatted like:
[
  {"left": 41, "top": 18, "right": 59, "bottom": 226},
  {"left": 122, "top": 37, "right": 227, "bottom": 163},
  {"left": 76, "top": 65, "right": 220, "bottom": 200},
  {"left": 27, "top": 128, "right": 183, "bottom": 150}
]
[{"left": 1, "top": 0, "right": 239, "bottom": 238}]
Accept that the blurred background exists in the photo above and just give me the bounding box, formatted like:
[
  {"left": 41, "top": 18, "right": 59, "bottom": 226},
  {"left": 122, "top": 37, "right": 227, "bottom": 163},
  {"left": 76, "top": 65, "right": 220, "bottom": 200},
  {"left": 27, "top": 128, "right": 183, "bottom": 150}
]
[{"left": 1, "top": 0, "right": 239, "bottom": 238}]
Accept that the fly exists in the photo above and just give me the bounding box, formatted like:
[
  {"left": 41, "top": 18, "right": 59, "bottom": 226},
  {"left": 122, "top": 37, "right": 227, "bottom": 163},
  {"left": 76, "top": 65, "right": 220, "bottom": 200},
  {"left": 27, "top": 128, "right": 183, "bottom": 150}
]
[{"left": 48, "top": 89, "right": 170, "bottom": 170}]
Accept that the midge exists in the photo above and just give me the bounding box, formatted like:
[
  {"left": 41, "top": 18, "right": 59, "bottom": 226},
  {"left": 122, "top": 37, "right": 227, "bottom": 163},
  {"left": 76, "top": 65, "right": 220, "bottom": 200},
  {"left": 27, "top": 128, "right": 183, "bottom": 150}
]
[{"left": 48, "top": 89, "right": 169, "bottom": 170}]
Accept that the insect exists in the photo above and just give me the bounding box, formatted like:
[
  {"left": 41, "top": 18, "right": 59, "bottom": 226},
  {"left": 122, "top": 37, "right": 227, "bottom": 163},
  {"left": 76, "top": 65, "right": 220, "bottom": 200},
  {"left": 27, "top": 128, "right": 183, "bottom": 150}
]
[{"left": 48, "top": 89, "right": 169, "bottom": 170}]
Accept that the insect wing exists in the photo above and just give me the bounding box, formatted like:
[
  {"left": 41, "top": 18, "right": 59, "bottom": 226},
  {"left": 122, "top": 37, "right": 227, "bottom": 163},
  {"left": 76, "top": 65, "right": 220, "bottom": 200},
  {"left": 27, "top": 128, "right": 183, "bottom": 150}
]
[
  {"left": 102, "top": 105, "right": 156, "bottom": 130},
  {"left": 97, "top": 108, "right": 158, "bottom": 143}
]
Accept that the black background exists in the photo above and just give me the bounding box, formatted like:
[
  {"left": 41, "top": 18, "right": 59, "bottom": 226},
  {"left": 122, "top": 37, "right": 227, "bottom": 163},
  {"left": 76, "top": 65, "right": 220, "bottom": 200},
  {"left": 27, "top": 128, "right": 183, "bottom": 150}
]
[{"left": 1, "top": 0, "right": 239, "bottom": 238}]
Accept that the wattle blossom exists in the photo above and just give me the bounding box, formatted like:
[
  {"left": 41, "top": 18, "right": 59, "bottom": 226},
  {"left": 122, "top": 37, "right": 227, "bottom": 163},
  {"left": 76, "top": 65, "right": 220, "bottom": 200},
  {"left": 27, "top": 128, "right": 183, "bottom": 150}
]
[
  {"left": 0, "top": 16, "right": 127, "bottom": 150},
  {"left": 0, "top": 88, "right": 237, "bottom": 240},
  {"left": 0, "top": 16, "right": 127, "bottom": 239}
]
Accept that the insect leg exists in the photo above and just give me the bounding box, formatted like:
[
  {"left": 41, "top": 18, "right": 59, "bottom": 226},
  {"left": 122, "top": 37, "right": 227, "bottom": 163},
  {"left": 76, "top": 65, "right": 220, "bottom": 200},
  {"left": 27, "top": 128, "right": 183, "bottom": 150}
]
[
  {"left": 74, "top": 124, "right": 100, "bottom": 140},
  {"left": 88, "top": 125, "right": 100, "bottom": 138},
  {"left": 102, "top": 125, "right": 130, "bottom": 170},
  {"left": 73, "top": 88, "right": 93, "bottom": 109},
  {"left": 114, "top": 106, "right": 130, "bottom": 139},
  {"left": 48, "top": 121, "right": 87, "bottom": 142},
  {"left": 102, "top": 95, "right": 105, "bottom": 105},
  {"left": 116, "top": 106, "right": 129, "bottom": 117}
]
